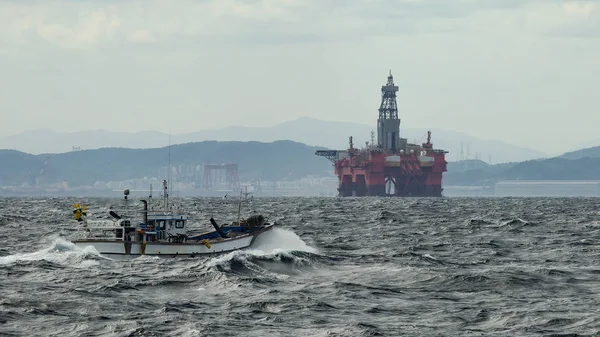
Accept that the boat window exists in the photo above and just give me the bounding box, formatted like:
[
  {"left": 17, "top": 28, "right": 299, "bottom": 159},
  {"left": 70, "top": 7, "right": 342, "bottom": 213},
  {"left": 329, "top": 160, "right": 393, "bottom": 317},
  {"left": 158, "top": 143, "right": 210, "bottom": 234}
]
[
  {"left": 157, "top": 220, "right": 165, "bottom": 230},
  {"left": 175, "top": 220, "right": 185, "bottom": 228}
]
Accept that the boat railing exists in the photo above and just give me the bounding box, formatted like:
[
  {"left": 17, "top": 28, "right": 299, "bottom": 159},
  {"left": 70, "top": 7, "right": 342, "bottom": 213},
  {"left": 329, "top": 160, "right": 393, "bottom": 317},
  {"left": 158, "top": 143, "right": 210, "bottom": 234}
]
[
  {"left": 106, "top": 207, "right": 192, "bottom": 217},
  {"left": 73, "top": 219, "right": 120, "bottom": 239},
  {"left": 80, "top": 220, "right": 121, "bottom": 229}
]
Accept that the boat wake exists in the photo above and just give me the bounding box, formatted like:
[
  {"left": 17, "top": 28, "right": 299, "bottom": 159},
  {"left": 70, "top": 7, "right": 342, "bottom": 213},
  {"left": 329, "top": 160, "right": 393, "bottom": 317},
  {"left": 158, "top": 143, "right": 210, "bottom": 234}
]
[
  {"left": 249, "top": 227, "right": 319, "bottom": 255},
  {"left": 0, "top": 237, "right": 107, "bottom": 267},
  {"left": 206, "top": 228, "right": 323, "bottom": 278}
]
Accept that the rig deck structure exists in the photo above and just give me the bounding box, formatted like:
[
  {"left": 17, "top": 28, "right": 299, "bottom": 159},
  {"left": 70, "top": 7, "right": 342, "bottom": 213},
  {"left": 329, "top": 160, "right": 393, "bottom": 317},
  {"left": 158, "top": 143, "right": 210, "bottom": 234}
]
[{"left": 316, "top": 71, "right": 448, "bottom": 197}]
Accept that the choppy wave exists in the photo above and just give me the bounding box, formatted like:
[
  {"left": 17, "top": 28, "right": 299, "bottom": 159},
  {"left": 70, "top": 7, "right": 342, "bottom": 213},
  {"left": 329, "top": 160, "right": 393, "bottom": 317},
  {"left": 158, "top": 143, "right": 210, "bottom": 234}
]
[{"left": 2, "top": 196, "right": 600, "bottom": 336}]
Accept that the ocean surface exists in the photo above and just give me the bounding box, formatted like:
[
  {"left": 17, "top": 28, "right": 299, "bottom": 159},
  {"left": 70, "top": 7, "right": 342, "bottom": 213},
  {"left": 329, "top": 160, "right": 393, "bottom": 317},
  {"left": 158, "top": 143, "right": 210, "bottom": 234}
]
[{"left": 1, "top": 196, "right": 600, "bottom": 336}]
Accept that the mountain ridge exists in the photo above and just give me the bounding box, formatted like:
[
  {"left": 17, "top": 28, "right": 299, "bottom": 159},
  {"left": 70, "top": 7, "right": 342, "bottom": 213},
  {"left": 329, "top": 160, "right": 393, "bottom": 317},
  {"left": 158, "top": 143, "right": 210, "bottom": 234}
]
[
  {"left": 558, "top": 146, "right": 600, "bottom": 160},
  {"left": 3, "top": 139, "right": 600, "bottom": 191},
  {"left": 0, "top": 117, "right": 549, "bottom": 163},
  {"left": 0, "top": 140, "right": 331, "bottom": 187}
]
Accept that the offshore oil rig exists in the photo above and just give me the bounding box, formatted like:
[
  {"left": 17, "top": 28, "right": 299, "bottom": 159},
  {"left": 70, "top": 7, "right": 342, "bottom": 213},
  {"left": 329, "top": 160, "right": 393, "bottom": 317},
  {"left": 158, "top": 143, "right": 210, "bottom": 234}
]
[{"left": 316, "top": 71, "right": 448, "bottom": 197}]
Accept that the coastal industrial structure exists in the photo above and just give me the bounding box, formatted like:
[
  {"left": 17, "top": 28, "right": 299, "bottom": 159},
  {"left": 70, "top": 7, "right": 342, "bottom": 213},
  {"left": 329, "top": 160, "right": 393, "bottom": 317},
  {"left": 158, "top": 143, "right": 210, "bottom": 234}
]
[
  {"left": 316, "top": 71, "right": 448, "bottom": 197},
  {"left": 202, "top": 163, "right": 240, "bottom": 190}
]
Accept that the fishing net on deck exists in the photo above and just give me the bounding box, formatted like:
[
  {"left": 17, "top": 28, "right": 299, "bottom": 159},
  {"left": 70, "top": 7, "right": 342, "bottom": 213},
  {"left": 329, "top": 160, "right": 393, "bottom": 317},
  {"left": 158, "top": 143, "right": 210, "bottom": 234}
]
[{"left": 244, "top": 214, "right": 266, "bottom": 229}]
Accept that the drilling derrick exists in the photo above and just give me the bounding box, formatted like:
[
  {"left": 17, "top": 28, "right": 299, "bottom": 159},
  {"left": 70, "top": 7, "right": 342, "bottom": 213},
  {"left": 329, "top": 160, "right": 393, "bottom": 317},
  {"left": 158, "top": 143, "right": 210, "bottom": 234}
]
[
  {"left": 378, "top": 71, "right": 401, "bottom": 152},
  {"left": 315, "top": 71, "right": 448, "bottom": 197}
]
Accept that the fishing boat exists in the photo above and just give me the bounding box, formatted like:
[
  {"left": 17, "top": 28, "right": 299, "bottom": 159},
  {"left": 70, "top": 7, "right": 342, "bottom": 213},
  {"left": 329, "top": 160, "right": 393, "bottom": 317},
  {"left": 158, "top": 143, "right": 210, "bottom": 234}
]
[{"left": 70, "top": 180, "right": 275, "bottom": 258}]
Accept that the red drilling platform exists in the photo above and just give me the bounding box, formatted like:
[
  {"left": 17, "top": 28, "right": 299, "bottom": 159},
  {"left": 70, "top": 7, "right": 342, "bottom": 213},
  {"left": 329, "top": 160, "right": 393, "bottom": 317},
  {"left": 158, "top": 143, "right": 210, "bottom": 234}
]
[{"left": 316, "top": 71, "right": 448, "bottom": 197}]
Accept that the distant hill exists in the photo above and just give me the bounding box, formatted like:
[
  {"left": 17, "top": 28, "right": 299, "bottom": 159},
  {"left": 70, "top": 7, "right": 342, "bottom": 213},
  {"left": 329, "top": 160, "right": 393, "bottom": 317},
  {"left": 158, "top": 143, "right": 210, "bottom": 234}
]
[
  {"left": 4, "top": 139, "right": 600, "bottom": 190},
  {"left": 498, "top": 157, "right": 600, "bottom": 180},
  {"left": 0, "top": 140, "right": 332, "bottom": 187},
  {"left": 446, "top": 159, "right": 490, "bottom": 173},
  {"left": 444, "top": 160, "right": 518, "bottom": 186},
  {"left": 0, "top": 150, "right": 44, "bottom": 186},
  {"left": 558, "top": 146, "right": 600, "bottom": 160},
  {"left": 0, "top": 117, "right": 548, "bottom": 163},
  {"left": 444, "top": 148, "right": 600, "bottom": 186}
]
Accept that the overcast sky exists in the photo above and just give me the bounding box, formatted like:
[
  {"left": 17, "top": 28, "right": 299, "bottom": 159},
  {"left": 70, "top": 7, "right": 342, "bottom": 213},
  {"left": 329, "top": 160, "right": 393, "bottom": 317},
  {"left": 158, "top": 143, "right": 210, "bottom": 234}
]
[{"left": 0, "top": 0, "right": 598, "bottom": 152}]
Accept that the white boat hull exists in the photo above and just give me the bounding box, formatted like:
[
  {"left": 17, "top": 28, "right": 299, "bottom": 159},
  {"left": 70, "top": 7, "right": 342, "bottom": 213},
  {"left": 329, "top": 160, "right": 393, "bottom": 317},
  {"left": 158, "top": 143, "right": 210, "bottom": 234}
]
[{"left": 73, "top": 226, "right": 272, "bottom": 258}]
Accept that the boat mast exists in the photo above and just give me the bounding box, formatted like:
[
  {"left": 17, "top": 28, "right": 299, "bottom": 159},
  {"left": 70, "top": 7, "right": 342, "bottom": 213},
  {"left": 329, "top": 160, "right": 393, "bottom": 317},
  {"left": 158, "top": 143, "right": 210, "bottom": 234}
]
[
  {"left": 163, "top": 179, "right": 168, "bottom": 211},
  {"left": 241, "top": 186, "right": 254, "bottom": 213},
  {"left": 168, "top": 132, "right": 171, "bottom": 210}
]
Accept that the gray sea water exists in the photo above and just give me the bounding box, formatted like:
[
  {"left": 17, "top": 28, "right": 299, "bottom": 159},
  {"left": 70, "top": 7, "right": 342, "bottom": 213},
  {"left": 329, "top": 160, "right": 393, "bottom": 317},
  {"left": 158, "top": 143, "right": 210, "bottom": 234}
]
[{"left": 1, "top": 196, "right": 600, "bottom": 336}]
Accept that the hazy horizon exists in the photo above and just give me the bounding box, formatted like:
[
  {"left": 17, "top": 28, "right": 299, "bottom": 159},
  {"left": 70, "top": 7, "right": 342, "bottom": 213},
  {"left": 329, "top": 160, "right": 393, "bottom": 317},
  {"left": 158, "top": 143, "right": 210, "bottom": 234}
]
[{"left": 1, "top": 1, "right": 598, "bottom": 153}]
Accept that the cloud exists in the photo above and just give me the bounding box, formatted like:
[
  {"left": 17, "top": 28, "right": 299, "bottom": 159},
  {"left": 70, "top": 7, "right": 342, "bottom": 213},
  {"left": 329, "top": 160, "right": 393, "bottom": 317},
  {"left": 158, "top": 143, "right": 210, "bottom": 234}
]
[
  {"left": 1, "top": 0, "right": 599, "bottom": 51},
  {"left": 0, "top": 0, "right": 599, "bottom": 154},
  {"left": 126, "top": 29, "right": 155, "bottom": 42},
  {"left": 550, "top": 1, "right": 600, "bottom": 37},
  {"left": 37, "top": 10, "right": 122, "bottom": 48}
]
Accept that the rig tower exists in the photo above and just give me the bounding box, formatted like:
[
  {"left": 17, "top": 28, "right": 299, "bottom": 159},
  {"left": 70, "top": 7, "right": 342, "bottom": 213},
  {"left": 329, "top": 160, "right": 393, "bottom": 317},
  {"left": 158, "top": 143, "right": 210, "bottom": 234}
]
[{"left": 378, "top": 70, "right": 401, "bottom": 152}]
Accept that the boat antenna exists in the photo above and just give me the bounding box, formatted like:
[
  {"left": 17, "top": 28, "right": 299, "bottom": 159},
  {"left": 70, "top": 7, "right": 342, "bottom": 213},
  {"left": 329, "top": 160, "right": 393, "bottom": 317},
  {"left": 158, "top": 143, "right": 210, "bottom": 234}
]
[
  {"left": 124, "top": 188, "right": 130, "bottom": 214},
  {"left": 237, "top": 188, "right": 242, "bottom": 225},
  {"left": 147, "top": 182, "right": 153, "bottom": 211}
]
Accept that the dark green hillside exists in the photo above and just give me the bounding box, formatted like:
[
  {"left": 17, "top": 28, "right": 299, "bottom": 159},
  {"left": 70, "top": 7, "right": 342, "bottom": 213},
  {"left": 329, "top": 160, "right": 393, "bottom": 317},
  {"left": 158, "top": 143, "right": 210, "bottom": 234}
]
[
  {"left": 446, "top": 160, "right": 489, "bottom": 173},
  {"left": 500, "top": 157, "right": 600, "bottom": 180},
  {"left": 1, "top": 141, "right": 332, "bottom": 186},
  {"left": 559, "top": 146, "right": 600, "bottom": 160},
  {"left": 6, "top": 141, "right": 600, "bottom": 188},
  {"left": 444, "top": 157, "right": 600, "bottom": 186},
  {"left": 0, "top": 150, "right": 46, "bottom": 184}
]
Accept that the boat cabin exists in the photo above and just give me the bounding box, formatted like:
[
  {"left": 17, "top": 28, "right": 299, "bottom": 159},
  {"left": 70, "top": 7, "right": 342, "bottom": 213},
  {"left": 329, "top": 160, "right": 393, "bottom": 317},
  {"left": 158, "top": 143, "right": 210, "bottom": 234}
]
[{"left": 113, "top": 214, "right": 189, "bottom": 243}]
